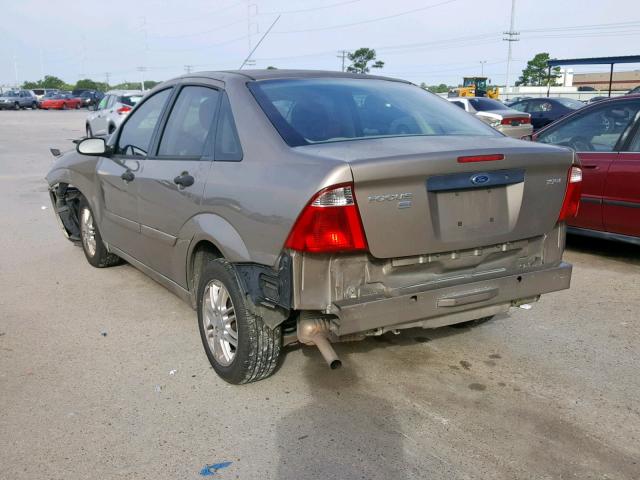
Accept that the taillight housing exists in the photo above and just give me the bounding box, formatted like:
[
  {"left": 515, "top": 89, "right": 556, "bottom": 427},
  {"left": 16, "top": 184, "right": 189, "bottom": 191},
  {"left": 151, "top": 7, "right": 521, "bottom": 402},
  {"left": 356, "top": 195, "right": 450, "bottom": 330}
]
[
  {"left": 501, "top": 117, "right": 530, "bottom": 125},
  {"left": 558, "top": 166, "right": 583, "bottom": 221},
  {"left": 117, "top": 105, "right": 132, "bottom": 115},
  {"left": 284, "top": 183, "right": 368, "bottom": 253}
]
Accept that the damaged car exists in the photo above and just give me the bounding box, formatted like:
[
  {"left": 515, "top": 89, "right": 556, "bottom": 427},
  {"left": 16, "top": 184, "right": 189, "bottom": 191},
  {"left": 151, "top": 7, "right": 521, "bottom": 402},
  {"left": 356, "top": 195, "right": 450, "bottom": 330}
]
[{"left": 46, "top": 70, "right": 580, "bottom": 384}]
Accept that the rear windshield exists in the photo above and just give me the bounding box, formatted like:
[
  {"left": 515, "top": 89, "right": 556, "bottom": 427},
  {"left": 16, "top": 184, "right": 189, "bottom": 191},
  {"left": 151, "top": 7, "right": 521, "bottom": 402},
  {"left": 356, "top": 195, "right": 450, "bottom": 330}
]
[
  {"left": 555, "top": 98, "right": 584, "bottom": 110},
  {"left": 119, "top": 95, "right": 143, "bottom": 106},
  {"left": 248, "top": 78, "right": 498, "bottom": 146},
  {"left": 468, "top": 98, "right": 507, "bottom": 111}
]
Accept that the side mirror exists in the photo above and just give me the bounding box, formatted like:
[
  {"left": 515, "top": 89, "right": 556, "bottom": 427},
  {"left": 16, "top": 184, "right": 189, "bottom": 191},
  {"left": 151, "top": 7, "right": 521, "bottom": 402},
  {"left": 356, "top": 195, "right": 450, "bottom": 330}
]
[{"left": 77, "top": 137, "right": 108, "bottom": 156}]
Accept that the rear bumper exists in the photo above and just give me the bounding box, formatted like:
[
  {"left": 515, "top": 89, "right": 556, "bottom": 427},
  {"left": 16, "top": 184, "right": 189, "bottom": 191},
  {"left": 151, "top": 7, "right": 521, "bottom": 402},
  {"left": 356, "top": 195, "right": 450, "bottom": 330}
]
[{"left": 329, "top": 262, "right": 572, "bottom": 335}]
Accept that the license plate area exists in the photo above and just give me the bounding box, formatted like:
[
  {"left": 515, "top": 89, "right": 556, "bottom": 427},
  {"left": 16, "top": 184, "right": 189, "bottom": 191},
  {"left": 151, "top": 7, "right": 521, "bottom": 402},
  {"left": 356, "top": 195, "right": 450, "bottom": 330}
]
[{"left": 426, "top": 169, "right": 525, "bottom": 242}]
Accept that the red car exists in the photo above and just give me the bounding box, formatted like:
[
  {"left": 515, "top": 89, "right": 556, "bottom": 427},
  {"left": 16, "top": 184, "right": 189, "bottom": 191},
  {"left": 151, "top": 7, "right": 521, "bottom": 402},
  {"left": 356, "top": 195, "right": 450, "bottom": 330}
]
[
  {"left": 534, "top": 94, "right": 640, "bottom": 245},
  {"left": 40, "top": 93, "right": 82, "bottom": 110}
]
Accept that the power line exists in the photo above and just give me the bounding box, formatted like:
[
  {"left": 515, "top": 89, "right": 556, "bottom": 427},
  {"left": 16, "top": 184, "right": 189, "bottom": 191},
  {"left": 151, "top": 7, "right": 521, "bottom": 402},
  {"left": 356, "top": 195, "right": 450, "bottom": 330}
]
[
  {"left": 260, "top": 0, "right": 361, "bottom": 15},
  {"left": 273, "top": 0, "right": 460, "bottom": 34}
]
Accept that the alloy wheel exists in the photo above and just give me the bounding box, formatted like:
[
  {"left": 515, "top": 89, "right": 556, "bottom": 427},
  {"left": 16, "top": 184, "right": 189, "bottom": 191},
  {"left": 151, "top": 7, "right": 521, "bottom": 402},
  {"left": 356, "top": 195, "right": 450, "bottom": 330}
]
[
  {"left": 201, "top": 280, "right": 238, "bottom": 366},
  {"left": 80, "top": 207, "right": 97, "bottom": 258}
]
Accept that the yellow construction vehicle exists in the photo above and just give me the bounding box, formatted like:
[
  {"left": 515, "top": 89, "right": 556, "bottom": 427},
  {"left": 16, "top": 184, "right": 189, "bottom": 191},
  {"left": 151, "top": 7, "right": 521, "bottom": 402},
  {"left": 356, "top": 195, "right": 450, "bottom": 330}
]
[{"left": 449, "top": 77, "right": 500, "bottom": 99}]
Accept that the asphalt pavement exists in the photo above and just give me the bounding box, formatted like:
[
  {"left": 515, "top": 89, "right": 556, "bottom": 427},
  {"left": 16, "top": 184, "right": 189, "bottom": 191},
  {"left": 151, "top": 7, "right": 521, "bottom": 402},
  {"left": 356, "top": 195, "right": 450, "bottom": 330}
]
[{"left": 1, "top": 110, "right": 638, "bottom": 479}]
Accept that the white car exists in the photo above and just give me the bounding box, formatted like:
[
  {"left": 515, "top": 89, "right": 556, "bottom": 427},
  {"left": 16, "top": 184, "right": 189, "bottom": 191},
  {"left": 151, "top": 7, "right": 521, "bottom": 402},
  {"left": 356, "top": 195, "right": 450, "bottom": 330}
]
[
  {"left": 85, "top": 90, "right": 143, "bottom": 137},
  {"left": 447, "top": 97, "right": 533, "bottom": 139}
]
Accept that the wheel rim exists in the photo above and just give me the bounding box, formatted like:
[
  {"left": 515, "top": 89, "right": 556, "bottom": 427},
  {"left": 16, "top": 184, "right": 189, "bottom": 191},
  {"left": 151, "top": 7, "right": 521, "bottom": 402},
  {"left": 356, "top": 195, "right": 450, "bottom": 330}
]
[
  {"left": 80, "top": 207, "right": 97, "bottom": 257},
  {"left": 202, "top": 280, "right": 238, "bottom": 366}
]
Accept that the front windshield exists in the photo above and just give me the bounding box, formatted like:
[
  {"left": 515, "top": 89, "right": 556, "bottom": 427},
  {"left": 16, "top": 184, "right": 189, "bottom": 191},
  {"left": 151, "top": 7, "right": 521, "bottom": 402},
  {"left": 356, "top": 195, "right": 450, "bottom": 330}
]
[{"left": 248, "top": 78, "right": 499, "bottom": 147}]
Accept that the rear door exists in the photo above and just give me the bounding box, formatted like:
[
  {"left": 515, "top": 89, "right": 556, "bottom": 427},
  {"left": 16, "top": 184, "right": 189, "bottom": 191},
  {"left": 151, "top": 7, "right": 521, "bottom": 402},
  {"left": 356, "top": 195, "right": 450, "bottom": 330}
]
[
  {"left": 135, "top": 82, "right": 221, "bottom": 285},
  {"left": 537, "top": 100, "right": 640, "bottom": 232},
  {"left": 603, "top": 114, "right": 640, "bottom": 237},
  {"left": 92, "top": 95, "right": 110, "bottom": 135},
  {"left": 97, "top": 88, "right": 173, "bottom": 260}
]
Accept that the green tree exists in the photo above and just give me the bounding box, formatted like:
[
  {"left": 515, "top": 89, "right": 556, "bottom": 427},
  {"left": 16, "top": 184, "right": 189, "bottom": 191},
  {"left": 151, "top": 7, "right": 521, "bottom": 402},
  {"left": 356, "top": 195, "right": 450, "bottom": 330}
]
[
  {"left": 515, "top": 53, "right": 561, "bottom": 86},
  {"left": 420, "top": 83, "right": 452, "bottom": 93},
  {"left": 75, "top": 78, "right": 109, "bottom": 91},
  {"left": 22, "top": 75, "right": 70, "bottom": 90},
  {"left": 346, "top": 48, "right": 384, "bottom": 74}
]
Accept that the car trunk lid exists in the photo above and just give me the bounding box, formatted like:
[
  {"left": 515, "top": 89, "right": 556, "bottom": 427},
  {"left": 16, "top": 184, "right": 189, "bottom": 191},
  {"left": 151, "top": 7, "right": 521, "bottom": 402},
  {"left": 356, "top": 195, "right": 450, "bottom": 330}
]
[{"left": 297, "top": 135, "right": 573, "bottom": 259}]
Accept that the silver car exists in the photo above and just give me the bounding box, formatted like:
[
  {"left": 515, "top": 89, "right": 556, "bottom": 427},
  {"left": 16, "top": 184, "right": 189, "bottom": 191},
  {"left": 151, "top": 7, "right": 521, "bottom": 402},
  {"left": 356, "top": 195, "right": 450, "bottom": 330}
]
[
  {"left": 448, "top": 97, "right": 533, "bottom": 139},
  {"left": 85, "top": 90, "right": 143, "bottom": 136},
  {"left": 0, "top": 89, "right": 38, "bottom": 110},
  {"left": 47, "top": 70, "right": 580, "bottom": 384}
]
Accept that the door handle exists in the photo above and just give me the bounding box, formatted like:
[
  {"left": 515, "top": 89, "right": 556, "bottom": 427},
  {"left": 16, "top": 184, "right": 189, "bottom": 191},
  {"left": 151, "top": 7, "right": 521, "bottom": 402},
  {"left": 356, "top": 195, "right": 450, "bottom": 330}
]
[
  {"left": 174, "top": 172, "right": 195, "bottom": 188},
  {"left": 582, "top": 165, "right": 598, "bottom": 169},
  {"left": 121, "top": 170, "right": 135, "bottom": 182}
]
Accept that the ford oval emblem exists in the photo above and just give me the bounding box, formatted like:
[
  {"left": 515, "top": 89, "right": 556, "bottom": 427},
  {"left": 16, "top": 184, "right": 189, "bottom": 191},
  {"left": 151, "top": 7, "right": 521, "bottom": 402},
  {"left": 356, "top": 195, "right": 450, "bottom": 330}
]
[{"left": 471, "top": 173, "right": 490, "bottom": 185}]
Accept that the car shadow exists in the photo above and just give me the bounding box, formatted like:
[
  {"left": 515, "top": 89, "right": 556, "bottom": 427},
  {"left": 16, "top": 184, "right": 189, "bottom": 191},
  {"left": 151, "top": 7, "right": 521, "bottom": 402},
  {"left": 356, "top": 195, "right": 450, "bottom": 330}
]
[
  {"left": 566, "top": 233, "right": 639, "bottom": 265},
  {"left": 275, "top": 353, "right": 410, "bottom": 479}
]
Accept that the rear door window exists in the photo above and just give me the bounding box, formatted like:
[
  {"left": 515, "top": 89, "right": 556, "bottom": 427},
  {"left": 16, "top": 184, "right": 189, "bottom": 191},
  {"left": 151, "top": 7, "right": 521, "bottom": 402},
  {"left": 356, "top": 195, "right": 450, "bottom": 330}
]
[
  {"left": 116, "top": 89, "right": 172, "bottom": 157},
  {"left": 158, "top": 86, "right": 220, "bottom": 157},
  {"left": 214, "top": 92, "right": 243, "bottom": 161}
]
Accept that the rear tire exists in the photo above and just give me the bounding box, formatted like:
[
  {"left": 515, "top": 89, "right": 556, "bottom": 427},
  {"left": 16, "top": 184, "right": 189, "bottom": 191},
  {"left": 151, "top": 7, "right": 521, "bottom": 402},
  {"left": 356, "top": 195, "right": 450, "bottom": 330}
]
[
  {"left": 31, "top": 102, "right": 38, "bottom": 110},
  {"left": 197, "top": 259, "right": 282, "bottom": 384},
  {"left": 86, "top": 124, "right": 93, "bottom": 137},
  {"left": 78, "top": 198, "right": 121, "bottom": 268},
  {"left": 13, "top": 102, "right": 19, "bottom": 110}
]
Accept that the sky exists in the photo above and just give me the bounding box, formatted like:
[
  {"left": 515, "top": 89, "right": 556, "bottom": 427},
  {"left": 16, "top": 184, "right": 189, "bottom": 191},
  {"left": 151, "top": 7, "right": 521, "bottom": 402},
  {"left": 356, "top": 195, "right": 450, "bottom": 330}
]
[{"left": 1, "top": 0, "right": 639, "bottom": 88}]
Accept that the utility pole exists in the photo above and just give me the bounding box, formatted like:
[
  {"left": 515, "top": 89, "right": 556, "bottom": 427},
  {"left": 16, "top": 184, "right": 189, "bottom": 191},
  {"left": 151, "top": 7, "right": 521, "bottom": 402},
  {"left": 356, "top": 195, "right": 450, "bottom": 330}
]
[
  {"left": 184, "top": 65, "right": 193, "bottom": 74},
  {"left": 337, "top": 50, "right": 348, "bottom": 72},
  {"left": 480, "top": 60, "right": 487, "bottom": 76},
  {"left": 137, "top": 66, "right": 146, "bottom": 91},
  {"left": 104, "top": 72, "right": 111, "bottom": 87},
  {"left": 13, "top": 56, "right": 18, "bottom": 87},
  {"left": 503, "top": 0, "right": 519, "bottom": 99}
]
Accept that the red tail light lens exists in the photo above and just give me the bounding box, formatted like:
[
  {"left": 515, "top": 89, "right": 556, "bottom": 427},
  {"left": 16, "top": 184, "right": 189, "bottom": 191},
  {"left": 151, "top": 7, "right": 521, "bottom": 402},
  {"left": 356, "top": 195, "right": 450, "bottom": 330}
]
[
  {"left": 501, "top": 117, "right": 530, "bottom": 125},
  {"left": 117, "top": 106, "right": 132, "bottom": 115},
  {"left": 284, "top": 183, "right": 368, "bottom": 253},
  {"left": 558, "top": 166, "right": 583, "bottom": 221}
]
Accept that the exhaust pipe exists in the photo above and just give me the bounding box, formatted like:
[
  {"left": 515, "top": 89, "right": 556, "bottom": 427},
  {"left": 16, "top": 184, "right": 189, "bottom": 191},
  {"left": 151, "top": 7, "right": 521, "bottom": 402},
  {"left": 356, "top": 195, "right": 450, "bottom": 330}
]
[{"left": 297, "top": 313, "right": 342, "bottom": 369}]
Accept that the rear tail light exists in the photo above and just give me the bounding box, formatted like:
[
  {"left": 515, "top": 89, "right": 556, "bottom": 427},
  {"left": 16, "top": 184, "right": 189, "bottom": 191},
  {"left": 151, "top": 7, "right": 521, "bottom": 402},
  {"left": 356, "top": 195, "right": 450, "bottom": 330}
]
[
  {"left": 558, "top": 166, "right": 583, "bottom": 221},
  {"left": 116, "top": 105, "right": 132, "bottom": 115},
  {"left": 501, "top": 117, "right": 530, "bottom": 125},
  {"left": 284, "top": 183, "right": 368, "bottom": 253},
  {"left": 458, "top": 154, "right": 504, "bottom": 163}
]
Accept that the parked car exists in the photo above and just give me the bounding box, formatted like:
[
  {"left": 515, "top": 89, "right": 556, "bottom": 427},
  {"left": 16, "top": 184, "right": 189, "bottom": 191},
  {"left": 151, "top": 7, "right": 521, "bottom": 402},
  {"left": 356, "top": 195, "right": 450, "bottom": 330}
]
[
  {"left": 587, "top": 96, "right": 608, "bottom": 104},
  {"left": 577, "top": 86, "right": 597, "bottom": 92},
  {"left": 79, "top": 90, "right": 104, "bottom": 108},
  {"left": 0, "top": 90, "right": 38, "bottom": 110},
  {"left": 32, "top": 88, "right": 60, "bottom": 101},
  {"left": 447, "top": 97, "right": 533, "bottom": 138},
  {"left": 508, "top": 97, "right": 584, "bottom": 130},
  {"left": 47, "top": 70, "right": 580, "bottom": 384},
  {"left": 40, "top": 93, "right": 82, "bottom": 110},
  {"left": 85, "top": 90, "right": 143, "bottom": 136},
  {"left": 533, "top": 94, "right": 640, "bottom": 245},
  {"left": 627, "top": 86, "right": 640, "bottom": 95}
]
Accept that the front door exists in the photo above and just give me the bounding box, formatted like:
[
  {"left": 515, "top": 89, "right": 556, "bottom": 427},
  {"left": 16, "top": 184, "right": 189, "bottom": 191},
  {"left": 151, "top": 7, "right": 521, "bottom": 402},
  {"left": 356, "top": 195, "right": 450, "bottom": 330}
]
[
  {"left": 135, "top": 83, "right": 221, "bottom": 286},
  {"left": 97, "top": 88, "right": 173, "bottom": 261}
]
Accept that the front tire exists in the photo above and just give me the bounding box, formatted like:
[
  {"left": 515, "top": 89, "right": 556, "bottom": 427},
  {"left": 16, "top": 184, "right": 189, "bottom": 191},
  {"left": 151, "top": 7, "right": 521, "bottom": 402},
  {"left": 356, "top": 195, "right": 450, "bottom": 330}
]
[
  {"left": 86, "top": 124, "right": 93, "bottom": 137},
  {"left": 78, "top": 199, "right": 121, "bottom": 268},
  {"left": 197, "top": 259, "right": 282, "bottom": 384}
]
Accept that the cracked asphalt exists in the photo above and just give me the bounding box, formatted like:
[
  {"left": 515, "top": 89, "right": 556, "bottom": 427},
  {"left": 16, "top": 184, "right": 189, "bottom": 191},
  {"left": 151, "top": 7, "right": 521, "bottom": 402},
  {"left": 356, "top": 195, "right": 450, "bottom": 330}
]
[{"left": 1, "top": 110, "right": 639, "bottom": 479}]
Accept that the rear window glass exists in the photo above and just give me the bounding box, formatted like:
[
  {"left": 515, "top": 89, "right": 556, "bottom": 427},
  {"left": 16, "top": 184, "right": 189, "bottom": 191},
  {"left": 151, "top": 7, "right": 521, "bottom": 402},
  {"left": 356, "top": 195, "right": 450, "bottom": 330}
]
[
  {"left": 248, "top": 78, "right": 498, "bottom": 147},
  {"left": 555, "top": 98, "right": 584, "bottom": 110},
  {"left": 120, "top": 95, "right": 143, "bottom": 106},
  {"left": 468, "top": 98, "right": 506, "bottom": 111}
]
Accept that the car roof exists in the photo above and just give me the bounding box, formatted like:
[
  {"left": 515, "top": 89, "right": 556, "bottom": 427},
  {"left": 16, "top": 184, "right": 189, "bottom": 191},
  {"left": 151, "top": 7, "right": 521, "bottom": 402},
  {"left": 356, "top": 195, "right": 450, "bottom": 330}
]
[
  {"left": 178, "top": 69, "right": 412, "bottom": 84},
  {"left": 105, "top": 90, "right": 144, "bottom": 96}
]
